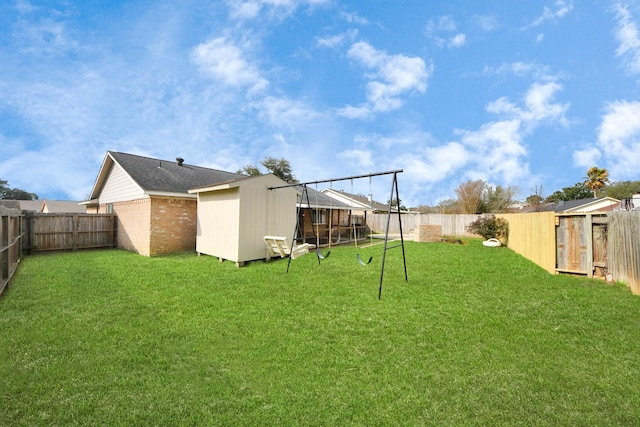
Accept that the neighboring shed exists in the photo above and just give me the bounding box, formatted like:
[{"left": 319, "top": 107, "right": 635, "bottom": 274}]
[{"left": 189, "top": 174, "right": 297, "bottom": 267}]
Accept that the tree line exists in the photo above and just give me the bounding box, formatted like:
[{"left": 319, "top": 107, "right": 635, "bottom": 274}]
[
  {"left": 0, "top": 179, "right": 38, "bottom": 200},
  {"left": 421, "top": 166, "right": 640, "bottom": 214}
]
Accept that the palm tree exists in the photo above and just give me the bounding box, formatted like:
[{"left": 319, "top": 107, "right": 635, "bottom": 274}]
[{"left": 584, "top": 167, "right": 609, "bottom": 198}]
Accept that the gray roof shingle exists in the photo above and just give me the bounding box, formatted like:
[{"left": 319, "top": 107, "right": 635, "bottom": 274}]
[{"left": 109, "top": 151, "right": 244, "bottom": 194}]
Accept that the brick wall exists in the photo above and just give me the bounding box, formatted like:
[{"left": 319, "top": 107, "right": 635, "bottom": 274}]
[
  {"left": 101, "top": 199, "right": 151, "bottom": 256},
  {"left": 149, "top": 197, "right": 197, "bottom": 256},
  {"left": 417, "top": 224, "right": 442, "bottom": 242}
]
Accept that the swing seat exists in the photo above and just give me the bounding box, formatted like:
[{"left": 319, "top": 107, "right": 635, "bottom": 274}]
[
  {"left": 356, "top": 253, "right": 373, "bottom": 265},
  {"left": 264, "top": 236, "right": 310, "bottom": 260},
  {"left": 317, "top": 248, "right": 331, "bottom": 259}
]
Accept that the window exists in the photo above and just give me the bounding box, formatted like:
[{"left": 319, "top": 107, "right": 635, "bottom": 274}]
[
  {"left": 312, "top": 209, "right": 327, "bottom": 225},
  {"left": 106, "top": 203, "right": 113, "bottom": 214}
]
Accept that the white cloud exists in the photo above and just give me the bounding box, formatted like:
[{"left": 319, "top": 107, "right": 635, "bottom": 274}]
[
  {"left": 426, "top": 15, "right": 467, "bottom": 48},
  {"left": 473, "top": 14, "right": 498, "bottom": 32},
  {"left": 574, "top": 101, "right": 640, "bottom": 178},
  {"left": 449, "top": 81, "right": 567, "bottom": 185},
  {"left": 573, "top": 146, "right": 602, "bottom": 168},
  {"left": 14, "top": 17, "right": 78, "bottom": 55},
  {"left": 255, "top": 95, "right": 324, "bottom": 129},
  {"left": 340, "top": 10, "right": 369, "bottom": 25},
  {"left": 448, "top": 33, "right": 466, "bottom": 48},
  {"left": 191, "top": 37, "right": 268, "bottom": 93},
  {"left": 457, "top": 120, "right": 529, "bottom": 183},
  {"left": 400, "top": 142, "right": 470, "bottom": 184},
  {"left": 427, "top": 15, "right": 457, "bottom": 33},
  {"left": 226, "top": 0, "right": 329, "bottom": 20},
  {"left": 613, "top": 3, "right": 640, "bottom": 74},
  {"left": 339, "top": 148, "right": 374, "bottom": 169},
  {"left": 486, "top": 81, "right": 568, "bottom": 126},
  {"left": 316, "top": 29, "right": 358, "bottom": 48},
  {"left": 483, "top": 61, "right": 553, "bottom": 80},
  {"left": 529, "top": 0, "right": 573, "bottom": 27},
  {"left": 522, "top": 81, "right": 569, "bottom": 123},
  {"left": 15, "top": 0, "right": 38, "bottom": 14},
  {"left": 338, "top": 41, "right": 431, "bottom": 118}
]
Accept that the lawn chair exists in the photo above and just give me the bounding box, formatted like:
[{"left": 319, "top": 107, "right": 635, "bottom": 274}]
[{"left": 264, "top": 236, "right": 310, "bottom": 261}]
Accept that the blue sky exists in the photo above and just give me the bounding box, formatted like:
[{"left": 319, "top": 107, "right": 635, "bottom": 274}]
[{"left": 1, "top": 0, "right": 640, "bottom": 206}]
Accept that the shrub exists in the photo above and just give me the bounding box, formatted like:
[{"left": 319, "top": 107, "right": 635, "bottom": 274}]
[{"left": 466, "top": 215, "right": 509, "bottom": 243}]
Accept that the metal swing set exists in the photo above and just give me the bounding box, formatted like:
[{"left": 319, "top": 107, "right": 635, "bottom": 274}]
[{"left": 269, "top": 169, "right": 408, "bottom": 299}]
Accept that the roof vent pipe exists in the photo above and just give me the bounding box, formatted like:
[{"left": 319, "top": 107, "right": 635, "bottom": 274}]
[{"left": 176, "top": 157, "right": 184, "bottom": 166}]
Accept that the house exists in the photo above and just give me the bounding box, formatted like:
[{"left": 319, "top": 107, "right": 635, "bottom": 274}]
[
  {"left": 539, "top": 197, "right": 620, "bottom": 213},
  {"left": 40, "top": 200, "right": 86, "bottom": 213},
  {"left": 0, "top": 200, "right": 42, "bottom": 212},
  {"left": 619, "top": 193, "right": 640, "bottom": 211},
  {"left": 297, "top": 187, "right": 356, "bottom": 246},
  {"left": 85, "top": 151, "right": 243, "bottom": 256},
  {"left": 188, "top": 174, "right": 297, "bottom": 267},
  {"left": 321, "top": 188, "right": 394, "bottom": 213}
]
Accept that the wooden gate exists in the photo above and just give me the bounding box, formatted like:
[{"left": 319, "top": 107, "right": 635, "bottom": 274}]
[{"left": 555, "top": 213, "right": 608, "bottom": 278}]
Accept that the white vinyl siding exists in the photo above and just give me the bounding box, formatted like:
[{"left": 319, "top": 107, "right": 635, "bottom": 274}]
[{"left": 100, "top": 163, "right": 145, "bottom": 204}]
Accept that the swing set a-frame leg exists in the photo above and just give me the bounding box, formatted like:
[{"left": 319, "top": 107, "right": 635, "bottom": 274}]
[{"left": 378, "top": 171, "right": 408, "bottom": 299}]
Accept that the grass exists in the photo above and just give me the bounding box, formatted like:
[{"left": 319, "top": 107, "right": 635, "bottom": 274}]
[{"left": 2, "top": 240, "right": 640, "bottom": 426}]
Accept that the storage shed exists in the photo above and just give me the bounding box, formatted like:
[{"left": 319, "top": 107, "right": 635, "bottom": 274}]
[{"left": 189, "top": 174, "right": 297, "bottom": 267}]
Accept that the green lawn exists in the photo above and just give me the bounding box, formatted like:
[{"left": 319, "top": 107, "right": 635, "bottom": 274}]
[{"left": 2, "top": 241, "right": 640, "bottom": 426}]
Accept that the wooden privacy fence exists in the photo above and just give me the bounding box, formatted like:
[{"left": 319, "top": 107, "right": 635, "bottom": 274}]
[
  {"left": 608, "top": 211, "right": 640, "bottom": 294},
  {"left": 368, "top": 213, "right": 484, "bottom": 237},
  {"left": 0, "top": 207, "right": 24, "bottom": 295},
  {"left": 499, "top": 211, "right": 640, "bottom": 295},
  {"left": 497, "top": 212, "right": 557, "bottom": 274},
  {"left": 25, "top": 213, "right": 116, "bottom": 253}
]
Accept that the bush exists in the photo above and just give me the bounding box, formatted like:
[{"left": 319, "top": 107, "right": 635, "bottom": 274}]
[{"left": 466, "top": 215, "right": 509, "bottom": 243}]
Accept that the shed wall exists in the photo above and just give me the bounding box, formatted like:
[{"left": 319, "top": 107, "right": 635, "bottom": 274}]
[
  {"left": 237, "top": 185, "right": 297, "bottom": 262},
  {"left": 195, "top": 189, "right": 240, "bottom": 260}
]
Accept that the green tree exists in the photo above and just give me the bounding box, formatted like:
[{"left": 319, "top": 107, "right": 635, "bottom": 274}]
[
  {"left": 601, "top": 180, "right": 640, "bottom": 200},
  {"left": 0, "top": 179, "right": 38, "bottom": 200},
  {"left": 237, "top": 157, "right": 296, "bottom": 183},
  {"left": 525, "top": 184, "right": 545, "bottom": 211},
  {"left": 584, "top": 166, "right": 609, "bottom": 197},
  {"left": 545, "top": 182, "right": 592, "bottom": 202},
  {"left": 466, "top": 215, "right": 509, "bottom": 243},
  {"left": 386, "top": 198, "right": 407, "bottom": 211},
  {"left": 236, "top": 165, "right": 261, "bottom": 176},
  {"left": 483, "top": 184, "right": 518, "bottom": 213}
]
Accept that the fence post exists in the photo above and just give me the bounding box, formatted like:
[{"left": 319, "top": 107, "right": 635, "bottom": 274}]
[
  {"left": 586, "top": 214, "right": 593, "bottom": 278},
  {"left": 73, "top": 214, "right": 78, "bottom": 251}
]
